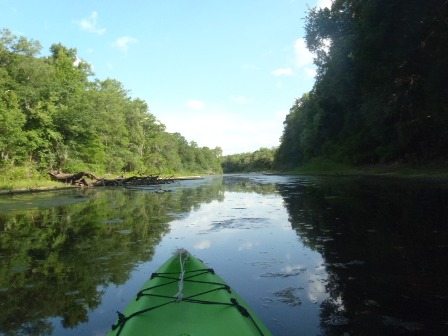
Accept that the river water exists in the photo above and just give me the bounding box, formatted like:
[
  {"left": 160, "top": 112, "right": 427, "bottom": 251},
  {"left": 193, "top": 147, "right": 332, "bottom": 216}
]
[{"left": 0, "top": 174, "right": 447, "bottom": 335}]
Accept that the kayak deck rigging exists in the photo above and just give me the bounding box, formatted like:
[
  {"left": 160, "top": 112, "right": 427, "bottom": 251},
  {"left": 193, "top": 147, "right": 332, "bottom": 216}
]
[{"left": 109, "top": 249, "right": 272, "bottom": 336}]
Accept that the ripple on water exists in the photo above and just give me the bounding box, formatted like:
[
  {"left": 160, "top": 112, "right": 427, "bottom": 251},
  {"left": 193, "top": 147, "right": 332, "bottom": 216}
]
[
  {"left": 263, "top": 287, "right": 303, "bottom": 306},
  {"left": 324, "top": 260, "right": 365, "bottom": 268},
  {"left": 260, "top": 267, "right": 307, "bottom": 278},
  {"left": 246, "top": 260, "right": 282, "bottom": 269},
  {"left": 208, "top": 217, "right": 268, "bottom": 231},
  {"left": 382, "top": 316, "right": 424, "bottom": 332},
  {"left": 273, "top": 287, "right": 303, "bottom": 306},
  {"left": 325, "top": 316, "right": 350, "bottom": 326}
]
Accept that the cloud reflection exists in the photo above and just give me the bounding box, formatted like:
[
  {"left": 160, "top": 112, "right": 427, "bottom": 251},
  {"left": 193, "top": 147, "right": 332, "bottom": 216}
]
[
  {"left": 238, "top": 241, "right": 259, "bottom": 251},
  {"left": 193, "top": 239, "right": 211, "bottom": 250}
]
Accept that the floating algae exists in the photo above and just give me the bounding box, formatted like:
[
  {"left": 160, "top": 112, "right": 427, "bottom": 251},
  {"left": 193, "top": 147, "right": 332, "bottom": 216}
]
[{"left": 272, "top": 287, "right": 303, "bottom": 306}]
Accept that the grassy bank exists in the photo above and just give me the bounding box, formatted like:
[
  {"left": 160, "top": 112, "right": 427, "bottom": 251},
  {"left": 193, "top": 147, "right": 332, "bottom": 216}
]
[
  {"left": 0, "top": 165, "right": 205, "bottom": 193},
  {"left": 289, "top": 157, "right": 448, "bottom": 179},
  {"left": 0, "top": 166, "right": 66, "bottom": 192},
  {"left": 360, "top": 164, "right": 448, "bottom": 179},
  {"left": 290, "top": 157, "right": 359, "bottom": 175},
  {"left": 2, "top": 159, "right": 447, "bottom": 193}
]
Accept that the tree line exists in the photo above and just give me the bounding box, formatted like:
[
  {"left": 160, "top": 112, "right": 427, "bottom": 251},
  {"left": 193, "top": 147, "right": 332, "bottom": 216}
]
[
  {"left": 0, "top": 28, "right": 222, "bottom": 176},
  {"left": 221, "top": 147, "right": 276, "bottom": 173},
  {"left": 275, "top": 0, "right": 448, "bottom": 169}
]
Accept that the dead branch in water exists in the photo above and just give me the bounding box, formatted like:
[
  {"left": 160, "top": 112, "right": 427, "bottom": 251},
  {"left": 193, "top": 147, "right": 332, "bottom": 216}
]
[{"left": 49, "top": 172, "right": 174, "bottom": 187}]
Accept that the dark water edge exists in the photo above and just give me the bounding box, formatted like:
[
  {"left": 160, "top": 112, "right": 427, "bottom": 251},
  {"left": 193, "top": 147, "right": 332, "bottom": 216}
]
[
  {"left": 0, "top": 174, "right": 447, "bottom": 335},
  {"left": 276, "top": 175, "right": 448, "bottom": 335}
]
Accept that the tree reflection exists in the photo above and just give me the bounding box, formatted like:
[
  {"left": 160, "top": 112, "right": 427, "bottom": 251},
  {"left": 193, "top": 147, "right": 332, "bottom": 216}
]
[
  {"left": 223, "top": 174, "right": 278, "bottom": 194},
  {"left": 2, "top": 175, "right": 447, "bottom": 335},
  {"left": 278, "top": 176, "right": 448, "bottom": 335},
  {"left": 0, "top": 181, "right": 225, "bottom": 335}
]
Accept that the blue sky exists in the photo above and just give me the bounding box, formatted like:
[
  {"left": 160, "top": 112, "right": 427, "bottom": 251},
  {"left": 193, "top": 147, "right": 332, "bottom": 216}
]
[{"left": 1, "top": 0, "right": 331, "bottom": 155}]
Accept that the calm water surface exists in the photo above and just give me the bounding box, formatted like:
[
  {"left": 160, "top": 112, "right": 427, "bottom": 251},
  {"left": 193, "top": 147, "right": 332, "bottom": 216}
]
[{"left": 0, "top": 174, "right": 447, "bottom": 335}]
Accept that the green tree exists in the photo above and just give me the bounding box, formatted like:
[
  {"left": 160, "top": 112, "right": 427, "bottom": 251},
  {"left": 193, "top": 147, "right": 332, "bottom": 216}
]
[
  {"left": 0, "top": 90, "right": 27, "bottom": 164},
  {"left": 276, "top": 0, "right": 448, "bottom": 168},
  {"left": 0, "top": 29, "right": 226, "bottom": 176},
  {"left": 222, "top": 147, "right": 276, "bottom": 173}
]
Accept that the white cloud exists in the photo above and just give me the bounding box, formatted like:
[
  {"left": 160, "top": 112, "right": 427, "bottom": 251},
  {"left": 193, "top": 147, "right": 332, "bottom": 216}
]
[
  {"left": 194, "top": 240, "right": 211, "bottom": 250},
  {"left": 230, "top": 96, "right": 252, "bottom": 104},
  {"left": 272, "top": 38, "right": 316, "bottom": 79},
  {"left": 304, "top": 67, "right": 317, "bottom": 78},
  {"left": 316, "top": 0, "right": 333, "bottom": 9},
  {"left": 73, "top": 58, "right": 81, "bottom": 67},
  {"left": 238, "top": 241, "right": 255, "bottom": 251},
  {"left": 282, "top": 264, "right": 306, "bottom": 275},
  {"left": 292, "top": 38, "right": 319, "bottom": 77},
  {"left": 113, "top": 36, "right": 138, "bottom": 52},
  {"left": 242, "top": 64, "right": 257, "bottom": 71},
  {"left": 186, "top": 100, "right": 205, "bottom": 110},
  {"left": 161, "top": 107, "right": 285, "bottom": 154},
  {"left": 321, "top": 37, "right": 332, "bottom": 53},
  {"left": 77, "top": 11, "right": 106, "bottom": 35},
  {"left": 294, "top": 38, "right": 314, "bottom": 69},
  {"left": 275, "top": 109, "right": 289, "bottom": 120},
  {"left": 272, "top": 68, "right": 293, "bottom": 76}
]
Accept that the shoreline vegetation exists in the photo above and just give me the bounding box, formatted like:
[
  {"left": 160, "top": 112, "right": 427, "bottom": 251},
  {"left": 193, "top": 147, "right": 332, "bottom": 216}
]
[
  {"left": 2, "top": 161, "right": 447, "bottom": 195},
  {"left": 289, "top": 158, "right": 448, "bottom": 180},
  {"left": 0, "top": 165, "right": 204, "bottom": 194},
  {"left": 220, "top": 149, "right": 448, "bottom": 180},
  {"left": 0, "top": 29, "right": 223, "bottom": 185},
  {"left": 0, "top": 176, "right": 204, "bottom": 195},
  {"left": 2, "top": 0, "right": 448, "bottom": 196}
]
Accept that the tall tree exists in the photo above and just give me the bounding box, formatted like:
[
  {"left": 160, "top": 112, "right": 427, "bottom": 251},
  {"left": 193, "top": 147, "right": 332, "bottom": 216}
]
[
  {"left": 0, "top": 29, "right": 225, "bottom": 175},
  {"left": 276, "top": 0, "right": 448, "bottom": 168}
]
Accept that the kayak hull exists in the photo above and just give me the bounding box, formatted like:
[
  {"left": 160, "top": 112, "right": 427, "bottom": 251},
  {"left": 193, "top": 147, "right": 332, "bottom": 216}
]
[{"left": 108, "top": 249, "right": 272, "bottom": 336}]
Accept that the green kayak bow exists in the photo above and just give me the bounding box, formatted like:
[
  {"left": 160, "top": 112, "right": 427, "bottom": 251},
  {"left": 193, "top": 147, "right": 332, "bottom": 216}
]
[{"left": 108, "top": 249, "right": 272, "bottom": 336}]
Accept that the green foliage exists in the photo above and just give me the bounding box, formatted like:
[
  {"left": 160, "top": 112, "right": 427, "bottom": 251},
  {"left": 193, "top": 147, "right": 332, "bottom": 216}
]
[
  {"left": 222, "top": 147, "right": 277, "bottom": 173},
  {"left": 275, "top": 0, "right": 448, "bottom": 170},
  {"left": 0, "top": 164, "right": 62, "bottom": 190},
  {"left": 0, "top": 91, "right": 27, "bottom": 164},
  {"left": 0, "top": 164, "right": 43, "bottom": 180},
  {"left": 291, "top": 156, "right": 356, "bottom": 175},
  {"left": 0, "top": 29, "right": 223, "bottom": 177}
]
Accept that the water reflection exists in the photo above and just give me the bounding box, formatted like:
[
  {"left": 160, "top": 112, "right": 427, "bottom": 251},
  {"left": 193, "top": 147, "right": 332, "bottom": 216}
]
[
  {"left": 0, "top": 175, "right": 447, "bottom": 335},
  {"left": 0, "top": 179, "right": 224, "bottom": 335},
  {"left": 278, "top": 176, "right": 448, "bottom": 335}
]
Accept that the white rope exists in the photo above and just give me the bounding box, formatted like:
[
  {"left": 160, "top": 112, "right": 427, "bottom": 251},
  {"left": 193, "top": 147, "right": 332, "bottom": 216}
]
[{"left": 174, "top": 248, "right": 189, "bottom": 302}]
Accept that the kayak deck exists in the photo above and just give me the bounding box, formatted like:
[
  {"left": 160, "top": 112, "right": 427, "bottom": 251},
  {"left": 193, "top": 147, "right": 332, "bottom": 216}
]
[{"left": 108, "top": 249, "right": 271, "bottom": 336}]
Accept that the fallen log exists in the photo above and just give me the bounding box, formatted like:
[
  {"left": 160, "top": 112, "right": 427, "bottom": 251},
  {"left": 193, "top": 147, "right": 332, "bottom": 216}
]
[
  {"left": 49, "top": 172, "right": 174, "bottom": 187},
  {"left": 49, "top": 171, "right": 99, "bottom": 186}
]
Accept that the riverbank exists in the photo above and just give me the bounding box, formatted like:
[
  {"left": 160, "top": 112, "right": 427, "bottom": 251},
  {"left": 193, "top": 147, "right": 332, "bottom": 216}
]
[
  {"left": 0, "top": 166, "right": 70, "bottom": 194},
  {"left": 0, "top": 178, "right": 76, "bottom": 195},
  {"left": 0, "top": 172, "right": 204, "bottom": 195},
  {"left": 290, "top": 157, "right": 448, "bottom": 180},
  {"left": 0, "top": 185, "right": 77, "bottom": 195},
  {"left": 2, "top": 160, "right": 447, "bottom": 194}
]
